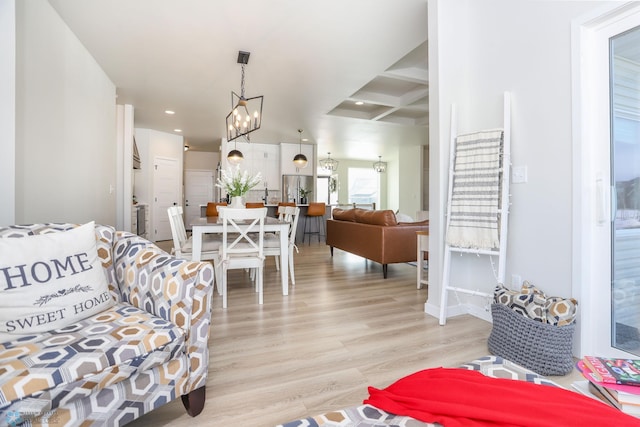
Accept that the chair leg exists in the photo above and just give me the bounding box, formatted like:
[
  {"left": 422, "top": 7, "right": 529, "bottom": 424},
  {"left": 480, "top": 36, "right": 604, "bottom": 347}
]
[
  {"left": 222, "top": 267, "right": 228, "bottom": 309},
  {"left": 275, "top": 255, "right": 280, "bottom": 271},
  {"left": 181, "top": 385, "right": 206, "bottom": 417},
  {"left": 289, "top": 250, "right": 295, "bottom": 285},
  {"left": 214, "top": 263, "right": 223, "bottom": 296},
  {"left": 258, "top": 264, "right": 264, "bottom": 304},
  {"left": 303, "top": 216, "right": 309, "bottom": 245}
]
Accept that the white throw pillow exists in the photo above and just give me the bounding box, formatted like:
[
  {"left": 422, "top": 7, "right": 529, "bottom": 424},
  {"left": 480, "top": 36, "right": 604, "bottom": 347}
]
[
  {"left": 0, "top": 222, "right": 114, "bottom": 343},
  {"left": 395, "top": 213, "right": 415, "bottom": 223}
]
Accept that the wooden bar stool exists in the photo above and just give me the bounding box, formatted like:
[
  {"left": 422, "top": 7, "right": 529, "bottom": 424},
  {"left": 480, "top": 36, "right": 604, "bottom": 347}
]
[
  {"left": 303, "top": 202, "right": 326, "bottom": 245},
  {"left": 206, "top": 202, "right": 227, "bottom": 217}
]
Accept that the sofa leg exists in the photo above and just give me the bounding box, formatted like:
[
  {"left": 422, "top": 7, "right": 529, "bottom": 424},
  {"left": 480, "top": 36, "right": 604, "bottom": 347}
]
[
  {"left": 330, "top": 246, "right": 334, "bottom": 256},
  {"left": 383, "top": 264, "right": 388, "bottom": 279},
  {"left": 182, "top": 385, "right": 206, "bottom": 417}
]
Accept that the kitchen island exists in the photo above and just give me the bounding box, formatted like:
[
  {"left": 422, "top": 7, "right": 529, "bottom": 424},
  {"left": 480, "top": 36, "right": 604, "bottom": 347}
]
[{"left": 199, "top": 203, "right": 331, "bottom": 244}]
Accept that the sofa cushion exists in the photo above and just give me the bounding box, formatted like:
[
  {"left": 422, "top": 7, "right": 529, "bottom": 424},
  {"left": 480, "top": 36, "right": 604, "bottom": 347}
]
[
  {"left": 0, "top": 222, "right": 115, "bottom": 342},
  {"left": 0, "top": 303, "right": 185, "bottom": 413},
  {"left": 0, "top": 223, "right": 120, "bottom": 303},
  {"left": 546, "top": 296, "right": 578, "bottom": 327},
  {"left": 354, "top": 209, "right": 398, "bottom": 226},
  {"left": 332, "top": 208, "right": 356, "bottom": 222},
  {"left": 395, "top": 212, "right": 415, "bottom": 223}
]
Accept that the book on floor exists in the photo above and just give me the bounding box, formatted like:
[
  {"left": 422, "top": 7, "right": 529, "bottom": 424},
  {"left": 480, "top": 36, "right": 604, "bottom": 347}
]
[
  {"left": 588, "top": 381, "right": 640, "bottom": 416},
  {"left": 582, "top": 356, "right": 640, "bottom": 386},
  {"left": 578, "top": 360, "right": 640, "bottom": 404},
  {"left": 572, "top": 379, "right": 640, "bottom": 418}
]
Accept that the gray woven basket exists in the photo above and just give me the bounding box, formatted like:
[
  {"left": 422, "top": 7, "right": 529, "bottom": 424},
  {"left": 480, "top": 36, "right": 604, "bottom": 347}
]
[{"left": 488, "top": 303, "right": 575, "bottom": 376}]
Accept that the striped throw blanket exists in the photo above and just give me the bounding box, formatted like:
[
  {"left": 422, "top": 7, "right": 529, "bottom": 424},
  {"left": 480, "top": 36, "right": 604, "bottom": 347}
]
[{"left": 446, "top": 129, "right": 503, "bottom": 249}]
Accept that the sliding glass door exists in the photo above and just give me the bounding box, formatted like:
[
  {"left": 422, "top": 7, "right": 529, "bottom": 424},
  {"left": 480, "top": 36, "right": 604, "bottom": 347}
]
[
  {"left": 577, "top": 4, "right": 640, "bottom": 358},
  {"left": 611, "top": 26, "right": 640, "bottom": 355}
]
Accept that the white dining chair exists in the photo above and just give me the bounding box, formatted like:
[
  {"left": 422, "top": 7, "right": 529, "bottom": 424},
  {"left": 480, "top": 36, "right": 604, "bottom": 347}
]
[
  {"left": 264, "top": 206, "right": 300, "bottom": 285},
  {"left": 167, "top": 206, "right": 221, "bottom": 261},
  {"left": 213, "top": 207, "right": 267, "bottom": 308}
]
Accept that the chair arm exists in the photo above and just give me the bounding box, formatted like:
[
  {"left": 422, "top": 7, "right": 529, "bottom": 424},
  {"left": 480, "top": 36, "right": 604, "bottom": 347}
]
[{"left": 113, "top": 232, "right": 215, "bottom": 390}]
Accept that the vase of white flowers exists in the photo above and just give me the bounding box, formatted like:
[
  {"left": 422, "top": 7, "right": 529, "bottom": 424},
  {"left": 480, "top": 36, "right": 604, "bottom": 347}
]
[{"left": 216, "top": 165, "right": 262, "bottom": 208}]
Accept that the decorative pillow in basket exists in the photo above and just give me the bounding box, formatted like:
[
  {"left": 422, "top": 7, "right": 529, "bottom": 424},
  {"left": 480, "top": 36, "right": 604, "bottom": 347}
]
[{"left": 488, "top": 281, "right": 578, "bottom": 376}]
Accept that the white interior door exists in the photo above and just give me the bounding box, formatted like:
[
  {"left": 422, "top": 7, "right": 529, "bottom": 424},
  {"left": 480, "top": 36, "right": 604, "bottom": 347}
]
[
  {"left": 153, "top": 157, "right": 180, "bottom": 241},
  {"left": 185, "top": 169, "right": 214, "bottom": 224}
]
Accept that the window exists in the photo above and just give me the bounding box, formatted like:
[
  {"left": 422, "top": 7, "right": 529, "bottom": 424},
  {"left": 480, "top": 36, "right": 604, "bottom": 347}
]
[{"left": 348, "top": 168, "right": 379, "bottom": 205}]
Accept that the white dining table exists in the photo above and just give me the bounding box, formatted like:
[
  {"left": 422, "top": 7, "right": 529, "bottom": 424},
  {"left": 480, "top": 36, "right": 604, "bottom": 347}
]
[{"left": 189, "top": 216, "right": 291, "bottom": 296}]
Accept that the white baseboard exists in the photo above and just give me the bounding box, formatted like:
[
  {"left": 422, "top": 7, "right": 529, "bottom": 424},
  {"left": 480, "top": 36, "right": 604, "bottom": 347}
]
[{"left": 424, "top": 301, "right": 492, "bottom": 324}]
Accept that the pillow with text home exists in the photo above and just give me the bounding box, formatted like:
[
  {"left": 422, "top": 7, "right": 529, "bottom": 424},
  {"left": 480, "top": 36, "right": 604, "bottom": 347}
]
[{"left": 0, "top": 222, "right": 114, "bottom": 343}]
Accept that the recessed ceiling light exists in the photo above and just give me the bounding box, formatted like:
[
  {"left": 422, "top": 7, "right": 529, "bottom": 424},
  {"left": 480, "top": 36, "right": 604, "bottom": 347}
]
[
  {"left": 165, "top": 110, "right": 175, "bottom": 115},
  {"left": 355, "top": 101, "right": 364, "bottom": 106},
  {"left": 174, "top": 129, "right": 182, "bottom": 132},
  {"left": 302, "top": 138, "right": 309, "bottom": 142}
]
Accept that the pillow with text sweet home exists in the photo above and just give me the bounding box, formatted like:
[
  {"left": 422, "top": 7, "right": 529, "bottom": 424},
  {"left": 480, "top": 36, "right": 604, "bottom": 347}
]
[{"left": 0, "top": 222, "right": 114, "bottom": 343}]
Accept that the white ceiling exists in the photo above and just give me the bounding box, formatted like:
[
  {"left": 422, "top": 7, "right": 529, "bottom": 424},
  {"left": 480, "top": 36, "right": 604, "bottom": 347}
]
[{"left": 48, "top": 0, "right": 428, "bottom": 160}]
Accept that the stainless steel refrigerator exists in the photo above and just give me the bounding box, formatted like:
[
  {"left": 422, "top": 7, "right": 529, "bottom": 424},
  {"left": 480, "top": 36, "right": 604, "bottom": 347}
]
[{"left": 282, "top": 175, "right": 313, "bottom": 204}]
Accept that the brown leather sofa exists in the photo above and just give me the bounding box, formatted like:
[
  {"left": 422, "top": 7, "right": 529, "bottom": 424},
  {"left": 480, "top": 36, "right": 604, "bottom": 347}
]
[{"left": 326, "top": 208, "right": 429, "bottom": 278}]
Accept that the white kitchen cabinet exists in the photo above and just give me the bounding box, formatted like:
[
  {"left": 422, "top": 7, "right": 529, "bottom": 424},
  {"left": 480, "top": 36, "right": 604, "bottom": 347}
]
[
  {"left": 249, "top": 143, "right": 280, "bottom": 190},
  {"left": 280, "top": 143, "right": 314, "bottom": 176},
  {"left": 221, "top": 140, "right": 280, "bottom": 190}
]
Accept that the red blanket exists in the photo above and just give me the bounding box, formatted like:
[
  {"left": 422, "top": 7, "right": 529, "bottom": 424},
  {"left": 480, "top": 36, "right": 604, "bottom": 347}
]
[{"left": 364, "top": 368, "right": 640, "bottom": 426}]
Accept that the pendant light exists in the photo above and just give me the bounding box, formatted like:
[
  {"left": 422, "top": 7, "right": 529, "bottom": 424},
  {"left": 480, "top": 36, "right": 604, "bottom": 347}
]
[
  {"left": 319, "top": 152, "right": 339, "bottom": 171},
  {"left": 227, "top": 146, "right": 244, "bottom": 165},
  {"left": 293, "top": 129, "right": 308, "bottom": 168},
  {"left": 225, "top": 51, "right": 263, "bottom": 142},
  {"left": 373, "top": 155, "right": 387, "bottom": 173}
]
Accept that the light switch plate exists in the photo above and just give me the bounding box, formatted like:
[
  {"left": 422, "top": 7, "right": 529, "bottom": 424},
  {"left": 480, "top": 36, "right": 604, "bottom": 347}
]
[{"left": 512, "top": 165, "right": 528, "bottom": 183}]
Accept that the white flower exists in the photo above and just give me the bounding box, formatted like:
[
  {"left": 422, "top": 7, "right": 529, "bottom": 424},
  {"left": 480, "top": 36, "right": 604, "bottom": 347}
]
[{"left": 216, "top": 165, "right": 262, "bottom": 197}]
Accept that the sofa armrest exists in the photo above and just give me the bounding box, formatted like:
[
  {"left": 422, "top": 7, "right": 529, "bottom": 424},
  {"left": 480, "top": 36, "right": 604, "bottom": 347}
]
[
  {"left": 112, "top": 231, "right": 215, "bottom": 390},
  {"left": 380, "top": 223, "right": 429, "bottom": 263}
]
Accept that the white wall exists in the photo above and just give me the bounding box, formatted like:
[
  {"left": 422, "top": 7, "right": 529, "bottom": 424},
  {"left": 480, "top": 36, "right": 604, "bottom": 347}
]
[
  {"left": 0, "top": 0, "right": 16, "bottom": 226},
  {"left": 398, "top": 145, "right": 422, "bottom": 217},
  {"left": 14, "top": 0, "right": 116, "bottom": 225},
  {"left": 185, "top": 150, "right": 219, "bottom": 171},
  {"left": 426, "top": 0, "right": 611, "bottom": 322}
]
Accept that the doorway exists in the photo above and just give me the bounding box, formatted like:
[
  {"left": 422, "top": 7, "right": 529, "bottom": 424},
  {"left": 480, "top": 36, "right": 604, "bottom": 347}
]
[
  {"left": 184, "top": 169, "right": 214, "bottom": 225},
  {"left": 153, "top": 157, "right": 181, "bottom": 241}
]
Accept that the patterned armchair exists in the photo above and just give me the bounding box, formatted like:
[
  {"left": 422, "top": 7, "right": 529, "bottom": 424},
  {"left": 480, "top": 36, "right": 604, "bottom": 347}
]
[{"left": 0, "top": 223, "right": 214, "bottom": 426}]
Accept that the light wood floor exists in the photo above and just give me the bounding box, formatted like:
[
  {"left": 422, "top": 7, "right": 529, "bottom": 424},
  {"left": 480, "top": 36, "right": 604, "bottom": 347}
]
[{"left": 128, "top": 240, "right": 582, "bottom": 427}]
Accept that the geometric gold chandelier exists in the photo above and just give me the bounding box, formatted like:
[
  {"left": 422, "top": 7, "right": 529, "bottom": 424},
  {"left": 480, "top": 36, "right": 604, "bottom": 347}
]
[
  {"left": 319, "top": 152, "right": 339, "bottom": 171},
  {"left": 373, "top": 155, "right": 386, "bottom": 173},
  {"left": 225, "top": 51, "right": 263, "bottom": 142}
]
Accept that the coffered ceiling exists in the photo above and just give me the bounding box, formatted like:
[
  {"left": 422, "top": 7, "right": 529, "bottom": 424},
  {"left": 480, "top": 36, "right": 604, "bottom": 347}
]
[{"left": 48, "top": 0, "right": 428, "bottom": 160}]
